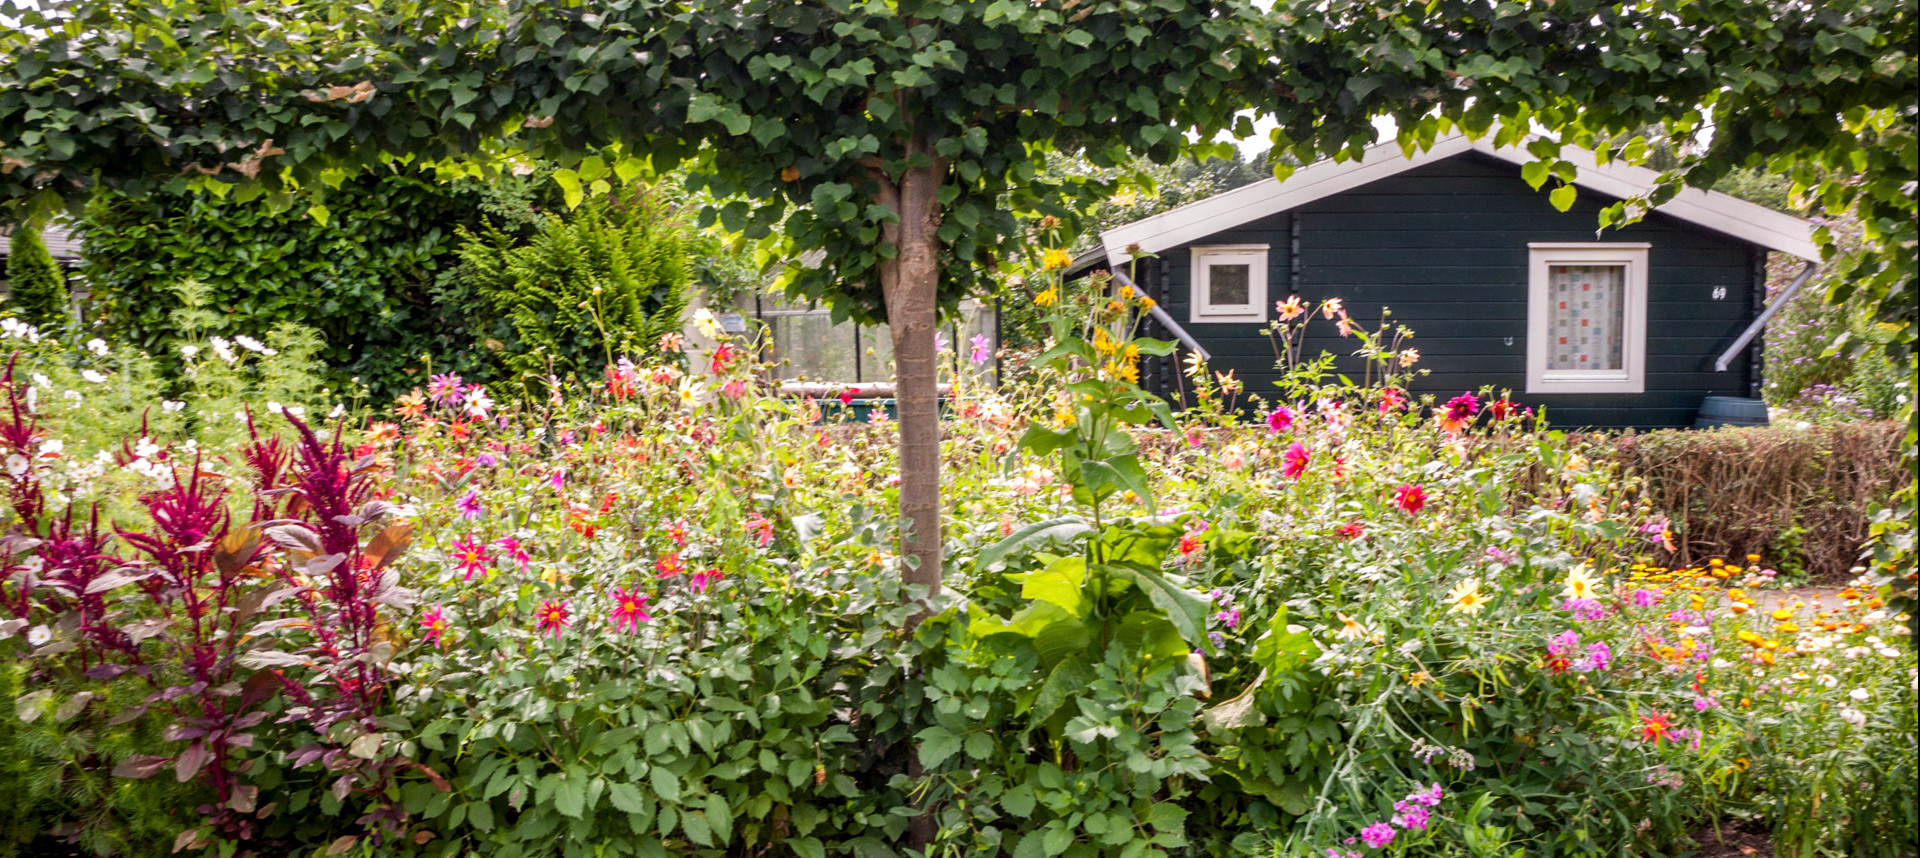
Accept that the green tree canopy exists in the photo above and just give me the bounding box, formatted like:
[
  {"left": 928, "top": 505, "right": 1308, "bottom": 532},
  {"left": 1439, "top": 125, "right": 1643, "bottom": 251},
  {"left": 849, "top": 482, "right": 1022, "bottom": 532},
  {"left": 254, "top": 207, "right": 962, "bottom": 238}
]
[{"left": 2, "top": 0, "right": 1912, "bottom": 597}]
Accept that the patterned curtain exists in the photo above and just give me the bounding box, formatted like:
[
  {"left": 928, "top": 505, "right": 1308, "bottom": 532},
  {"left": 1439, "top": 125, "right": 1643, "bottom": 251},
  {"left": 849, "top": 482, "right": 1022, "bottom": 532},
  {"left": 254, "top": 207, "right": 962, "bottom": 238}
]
[{"left": 1546, "top": 265, "right": 1626, "bottom": 371}]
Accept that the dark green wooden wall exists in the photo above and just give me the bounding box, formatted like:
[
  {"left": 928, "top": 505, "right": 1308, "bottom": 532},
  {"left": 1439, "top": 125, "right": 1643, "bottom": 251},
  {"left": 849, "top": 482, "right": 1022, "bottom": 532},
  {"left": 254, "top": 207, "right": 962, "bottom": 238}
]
[{"left": 1142, "top": 152, "right": 1765, "bottom": 429}]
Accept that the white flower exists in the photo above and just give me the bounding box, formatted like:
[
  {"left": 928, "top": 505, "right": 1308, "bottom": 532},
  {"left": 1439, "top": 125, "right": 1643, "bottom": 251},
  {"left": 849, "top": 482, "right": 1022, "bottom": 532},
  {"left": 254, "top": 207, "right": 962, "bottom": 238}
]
[
  {"left": 1848, "top": 688, "right": 1871, "bottom": 701},
  {"left": 1816, "top": 674, "right": 1838, "bottom": 688},
  {"left": 85, "top": 338, "right": 109, "bottom": 356},
  {"left": 209, "top": 337, "right": 236, "bottom": 364},
  {"left": 80, "top": 369, "right": 108, "bottom": 384},
  {"left": 1839, "top": 707, "right": 1867, "bottom": 727},
  {"left": 132, "top": 437, "right": 161, "bottom": 460},
  {"left": 265, "top": 401, "right": 285, "bottom": 414},
  {"left": 36, "top": 439, "right": 62, "bottom": 457},
  {"left": 161, "top": 400, "right": 185, "bottom": 413},
  {"left": 692, "top": 308, "right": 722, "bottom": 339},
  {"left": 234, "top": 334, "right": 268, "bottom": 353},
  {"left": 25, "top": 625, "right": 52, "bottom": 647},
  {"left": 179, "top": 344, "right": 200, "bottom": 360},
  {"left": 464, "top": 386, "right": 494, "bottom": 418},
  {"left": 5, "top": 453, "right": 28, "bottom": 476},
  {"left": 30, "top": 373, "right": 49, "bottom": 388}
]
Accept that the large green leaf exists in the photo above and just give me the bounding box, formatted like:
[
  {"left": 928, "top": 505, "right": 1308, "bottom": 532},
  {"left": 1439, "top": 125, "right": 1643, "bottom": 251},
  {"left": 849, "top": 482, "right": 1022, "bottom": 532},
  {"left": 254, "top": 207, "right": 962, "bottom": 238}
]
[
  {"left": 977, "top": 516, "right": 1090, "bottom": 571},
  {"left": 1105, "top": 564, "right": 1207, "bottom": 648},
  {"left": 1020, "top": 555, "right": 1089, "bottom": 616}
]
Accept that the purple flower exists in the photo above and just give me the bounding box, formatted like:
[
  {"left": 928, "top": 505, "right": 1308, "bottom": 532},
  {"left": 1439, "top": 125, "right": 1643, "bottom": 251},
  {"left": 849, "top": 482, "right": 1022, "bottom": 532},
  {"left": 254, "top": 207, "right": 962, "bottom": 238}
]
[
  {"left": 1208, "top": 631, "right": 1226, "bottom": 649},
  {"left": 1576, "top": 641, "right": 1613, "bottom": 672},
  {"left": 1359, "top": 821, "right": 1396, "bottom": 849},
  {"left": 1562, "top": 598, "right": 1607, "bottom": 622},
  {"left": 428, "top": 372, "right": 465, "bottom": 406},
  {"left": 1391, "top": 805, "right": 1430, "bottom": 831},
  {"left": 1215, "top": 608, "right": 1241, "bottom": 629},
  {"left": 1485, "top": 545, "right": 1516, "bottom": 564},
  {"left": 969, "top": 334, "right": 993, "bottom": 365},
  {"left": 1547, "top": 629, "right": 1580, "bottom": 657},
  {"left": 1693, "top": 696, "right": 1719, "bottom": 711},
  {"left": 549, "top": 469, "right": 565, "bottom": 491},
  {"left": 1408, "top": 783, "right": 1444, "bottom": 807},
  {"left": 456, "top": 487, "right": 483, "bottom": 520},
  {"left": 1631, "top": 588, "right": 1662, "bottom": 607},
  {"left": 476, "top": 452, "right": 498, "bottom": 467}
]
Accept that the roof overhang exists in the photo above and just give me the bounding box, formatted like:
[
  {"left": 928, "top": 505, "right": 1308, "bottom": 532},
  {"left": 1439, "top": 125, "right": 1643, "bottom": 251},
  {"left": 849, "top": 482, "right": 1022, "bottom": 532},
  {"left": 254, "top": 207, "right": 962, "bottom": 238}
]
[{"left": 1098, "top": 134, "right": 1820, "bottom": 268}]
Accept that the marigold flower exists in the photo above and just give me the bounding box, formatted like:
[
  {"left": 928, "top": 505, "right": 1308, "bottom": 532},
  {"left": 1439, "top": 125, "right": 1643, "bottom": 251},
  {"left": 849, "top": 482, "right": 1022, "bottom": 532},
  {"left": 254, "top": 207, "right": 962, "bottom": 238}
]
[{"left": 533, "top": 599, "right": 572, "bottom": 639}]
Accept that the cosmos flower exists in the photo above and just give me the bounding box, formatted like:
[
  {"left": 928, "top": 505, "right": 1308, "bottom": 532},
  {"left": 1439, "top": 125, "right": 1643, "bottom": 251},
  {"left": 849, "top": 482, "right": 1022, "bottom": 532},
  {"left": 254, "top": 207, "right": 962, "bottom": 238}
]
[
  {"left": 427, "top": 373, "right": 465, "bottom": 406},
  {"left": 1266, "top": 406, "right": 1295, "bottom": 433},
  {"left": 456, "top": 488, "right": 483, "bottom": 520},
  {"left": 970, "top": 334, "right": 993, "bottom": 364},
  {"left": 654, "top": 551, "right": 686, "bottom": 578},
  {"left": 493, "top": 535, "right": 532, "bottom": 572}
]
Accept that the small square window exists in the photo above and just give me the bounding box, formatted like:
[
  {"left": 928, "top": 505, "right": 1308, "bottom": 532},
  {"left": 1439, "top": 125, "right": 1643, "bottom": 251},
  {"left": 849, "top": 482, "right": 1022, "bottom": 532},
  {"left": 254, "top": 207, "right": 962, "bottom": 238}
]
[
  {"left": 1190, "top": 245, "right": 1268, "bottom": 323},
  {"left": 1527, "top": 243, "right": 1649, "bottom": 394}
]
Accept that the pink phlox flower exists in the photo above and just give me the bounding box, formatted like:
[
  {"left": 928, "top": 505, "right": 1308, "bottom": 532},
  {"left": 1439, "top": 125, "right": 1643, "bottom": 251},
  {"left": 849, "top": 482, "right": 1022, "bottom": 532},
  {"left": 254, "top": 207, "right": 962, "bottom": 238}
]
[
  {"left": 1391, "top": 804, "right": 1430, "bottom": 831},
  {"left": 1576, "top": 641, "right": 1613, "bottom": 672},
  {"left": 1359, "top": 821, "right": 1396, "bottom": 849},
  {"left": 1547, "top": 629, "right": 1581, "bottom": 657},
  {"left": 1631, "top": 588, "right": 1662, "bottom": 607},
  {"left": 1561, "top": 598, "right": 1608, "bottom": 622},
  {"left": 1408, "top": 783, "right": 1444, "bottom": 807}
]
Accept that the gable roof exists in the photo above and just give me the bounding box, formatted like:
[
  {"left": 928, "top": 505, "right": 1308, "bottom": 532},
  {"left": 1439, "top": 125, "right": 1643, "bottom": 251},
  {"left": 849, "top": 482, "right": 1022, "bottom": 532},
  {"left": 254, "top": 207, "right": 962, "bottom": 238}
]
[{"left": 1099, "top": 134, "right": 1819, "bottom": 266}]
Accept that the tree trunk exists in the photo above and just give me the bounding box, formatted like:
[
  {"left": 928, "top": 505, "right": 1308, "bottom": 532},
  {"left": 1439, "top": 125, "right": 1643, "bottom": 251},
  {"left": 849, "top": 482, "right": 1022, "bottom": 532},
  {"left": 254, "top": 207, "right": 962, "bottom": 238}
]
[
  {"left": 871, "top": 140, "right": 947, "bottom": 855},
  {"left": 873, "top": 147, "right": 947, "bottom": 603}
]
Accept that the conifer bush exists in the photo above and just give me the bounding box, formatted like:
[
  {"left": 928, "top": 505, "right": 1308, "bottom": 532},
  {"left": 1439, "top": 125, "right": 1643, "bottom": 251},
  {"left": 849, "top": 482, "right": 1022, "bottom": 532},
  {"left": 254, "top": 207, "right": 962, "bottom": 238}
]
[{"left": 3, "top": 220, "right": 69, "bottom": 331}]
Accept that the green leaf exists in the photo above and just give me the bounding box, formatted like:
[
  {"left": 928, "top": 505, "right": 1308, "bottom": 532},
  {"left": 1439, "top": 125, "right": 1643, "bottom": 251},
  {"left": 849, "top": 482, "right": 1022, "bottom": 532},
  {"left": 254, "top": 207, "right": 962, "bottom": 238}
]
[
  {"left": 608, "top": 782, "right": 648, "bottom": 814},
  {"left": 551, "top": 170, "right": 583, "bottom": 210},
  {"left": 916, "top": 725, "right": 964, "bottom": 769},
  {"left": 649, "top": 766, "right": 681, "bottom": 804},
  {"left": 681, "top": 808, "right": 714, "bottom": 846},
  {"left": 553, "top": 774, "right": 586, "bottom": 819},
  {"left": 1020, "top": 555, "right": 1089, "bottom": 616},
  {"left": 1105, "top": 565, "right": 1207, "bottom": 647},
  {"left": 977, "top": 517, "right": 1090, "bottom": 570},
  {"left": 705, "top": 793, "right": 733, "bottom": 844},
  {"left": 1549, "top": 184, "right": 1577, "bottom": 211}
]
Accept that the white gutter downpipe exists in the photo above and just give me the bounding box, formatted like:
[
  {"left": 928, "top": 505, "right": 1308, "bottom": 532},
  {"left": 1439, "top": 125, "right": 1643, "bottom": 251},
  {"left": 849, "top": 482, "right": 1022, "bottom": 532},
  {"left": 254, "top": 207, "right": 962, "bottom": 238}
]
[
  {"left": 1109, "top": 269, "right": 1211, "bottom": 361},
  {"left": 1714, "top": 261, "right": 1818, "bottom": 372}
]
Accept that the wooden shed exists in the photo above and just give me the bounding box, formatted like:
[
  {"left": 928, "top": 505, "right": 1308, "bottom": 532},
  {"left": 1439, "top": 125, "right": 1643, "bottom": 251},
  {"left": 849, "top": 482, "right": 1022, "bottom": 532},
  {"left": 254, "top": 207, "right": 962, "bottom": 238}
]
[{"left": 1078, "top": 135, "right": 1818, "bottom": 429}]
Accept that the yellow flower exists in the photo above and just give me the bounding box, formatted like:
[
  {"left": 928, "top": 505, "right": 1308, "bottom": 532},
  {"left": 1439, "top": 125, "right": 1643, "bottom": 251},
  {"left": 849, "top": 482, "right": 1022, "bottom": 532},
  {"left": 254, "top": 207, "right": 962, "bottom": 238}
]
[
  {"left": 1336, "top": 613, "right": 1368, "bottom": 641},
  {"left": 1561, "top": 564, "right": 1600, "bottom": 602},
  {"left": 1770, "top": 608, "right": 1793, "bottom": 621},
  {"left": 1446, "top": 578, "right": 1486, "bottom": 615},
  {"left": 1139, "top": 296, "right": 1157, "bottom": 309},
  {"left": 1118, "top": 284, "right": 1135, "bottom": 300},
  {"left": 1042, "top": 248, "right": 1073, "bottom": 270},
  {"left": 1092, "top": 328, "right": 1118, "bottom": 355},
  {"left": 1035, "top": 288, "right": 1058, "bottom": 307},
  {"left": 1115, "top": 360, "right": 1139, "bottom": 385}
]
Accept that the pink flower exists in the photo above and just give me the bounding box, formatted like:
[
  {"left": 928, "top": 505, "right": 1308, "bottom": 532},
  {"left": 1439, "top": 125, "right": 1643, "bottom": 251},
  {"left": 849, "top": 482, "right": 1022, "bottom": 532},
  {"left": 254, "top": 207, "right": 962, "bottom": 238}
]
[
  {"left": 1631, "top": 588, "right": 1662, "bottom": 607},
  {"left": 420, "top": 605, "right": 450, "bottom": 649},
  {"left": 744, "top": 513, "right": 774, "bottom": 547},
  {"left": 608, "top": 588, "right": 652, "bottom": 633},
  {"left": 1265, "top": 406, "right": 1295, "bottom": 433},
  {"left": 1547, "top": 629, "right": 1581, "bottom": 657},
  {"left": 451, "top": 533, "right": 492, "bottom": 581},
  {"left": 1438, "top": 392, "right": 1480, "bottom": 434},
  {"left": 654, "top": 551, "right": 685, "bottom": 578},
  {"left": 533, "top": 599, "right": 571, "bottom": 639},
  {"left": 492, "top": 535, "right": 532, "bottom": 572},
  {"left": 427, "top": 373, "right": 465, "bottom": 406},
  {"left": 1576, "top": 641, "right": 1613, "bottom": 672},
  {"left": 970, "top": 334, "right": 993, "bottom": 365},
  {"left": 721, "top": 378, "right": 748, "bottom": 400},
  {"left": 1393, "top": 483, "right": 1427, "bottom": 515},
  {"left": 1282, "top": 441, "right": 1311, "bottom": 479},
  {"left": 1215, "top": 608, "right": 1241, "bottom": 629},
  {"left": 691, "top": 568, "right": 724, "bottom": 593},
  {"left": 456, "top": 487, "right": 483, "bottom": 520},
  {"left": 1359, "top": 821, "right": 1395, "bottom": 848},
  {"left": 549, "top": 469, "right": 566, "bottom": 490},
  {"left": 1408, "top": 783, "right": 1444, "bottom": 807},
  {"left": 1391, "top": 804, "right": 1430, "bottom": 830},
  {"left": 1378, "top": 388, "right": 1407, "bottom": 413}
]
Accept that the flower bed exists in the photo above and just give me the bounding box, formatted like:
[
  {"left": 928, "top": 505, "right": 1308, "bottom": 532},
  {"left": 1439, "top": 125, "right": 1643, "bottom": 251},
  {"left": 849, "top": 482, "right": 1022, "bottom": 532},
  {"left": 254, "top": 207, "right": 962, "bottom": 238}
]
[{"left": 0, "top": 282, "right": 1913, "bottom": 858}]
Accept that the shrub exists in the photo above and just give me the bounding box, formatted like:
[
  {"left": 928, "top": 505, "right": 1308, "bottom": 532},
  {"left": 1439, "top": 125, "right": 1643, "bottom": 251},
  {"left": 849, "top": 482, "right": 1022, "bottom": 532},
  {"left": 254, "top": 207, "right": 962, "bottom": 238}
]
[
  {"left": 453, "top": 189, "right": 695, "bottom": 390},
  {"left": 1607, "top": 422, "right": 1905, "bottom": 583},
  {"left": 3, "top": 219, "right": 70, "bottom": 331},
  {"left": 80, "top": 171, "right": 516, "bottom": 400}
]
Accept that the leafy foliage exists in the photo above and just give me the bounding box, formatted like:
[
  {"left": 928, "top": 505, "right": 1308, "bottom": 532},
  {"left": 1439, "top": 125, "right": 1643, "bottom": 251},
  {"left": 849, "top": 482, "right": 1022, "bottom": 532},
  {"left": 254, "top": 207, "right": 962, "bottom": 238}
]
[
  {"left": 3, "top": 220, "right": 69, "bottom": 331},
  {"left": 79, "top": 171, "right": 505, "bottom": 399},
  {"left": 454, "top": 190, "right": 694, "bottom": 387}
]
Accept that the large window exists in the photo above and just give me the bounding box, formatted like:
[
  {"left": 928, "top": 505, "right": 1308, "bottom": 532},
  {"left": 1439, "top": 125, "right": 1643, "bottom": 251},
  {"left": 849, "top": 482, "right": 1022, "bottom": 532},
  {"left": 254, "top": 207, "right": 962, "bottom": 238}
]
[
  {"left": 1526, "top": 243, "right": 1649, "bottom": 394},
  {"left": 755, "top": 292, "right": 995, "bottom": 387},
  {"left": 1189, "top": 245, "right": 1269, "bottom": 324}
]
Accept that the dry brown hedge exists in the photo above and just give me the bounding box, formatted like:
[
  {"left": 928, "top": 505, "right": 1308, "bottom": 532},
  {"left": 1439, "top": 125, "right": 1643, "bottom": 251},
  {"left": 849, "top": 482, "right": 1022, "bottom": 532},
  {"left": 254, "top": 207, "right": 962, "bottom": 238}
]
[{"left": 1601, "top": 421, "right": 1905, "bottom": 583}]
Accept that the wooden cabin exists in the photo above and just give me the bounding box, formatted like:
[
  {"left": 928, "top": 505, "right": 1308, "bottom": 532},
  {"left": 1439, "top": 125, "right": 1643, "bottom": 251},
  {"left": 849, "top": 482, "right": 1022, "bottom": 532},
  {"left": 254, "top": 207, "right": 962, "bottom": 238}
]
[{"left": 1076, "top": 135, "right": 1818, "bottom": 429}]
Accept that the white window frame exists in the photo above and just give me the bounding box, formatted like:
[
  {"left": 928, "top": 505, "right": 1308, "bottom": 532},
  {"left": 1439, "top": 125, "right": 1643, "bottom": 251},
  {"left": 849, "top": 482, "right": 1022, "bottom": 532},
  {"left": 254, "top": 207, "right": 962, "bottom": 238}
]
[
  {"left": 1526, "top": 242, "right": 1651, "bottom": 394},
  {"left": 1189, "top": 244, "right": 1269, "bottom": 324}
]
